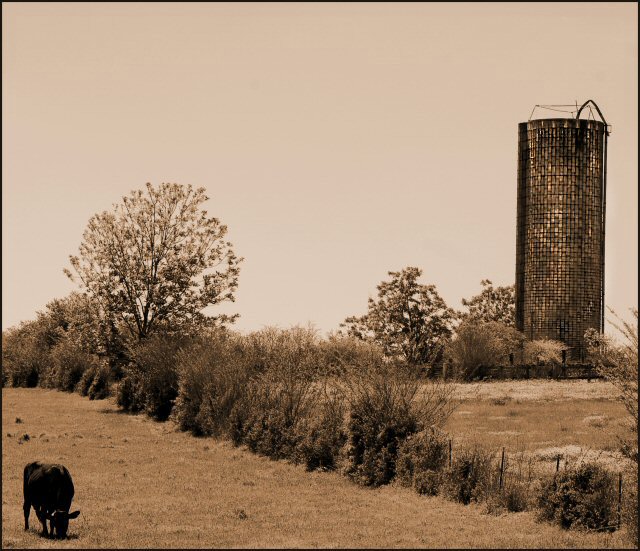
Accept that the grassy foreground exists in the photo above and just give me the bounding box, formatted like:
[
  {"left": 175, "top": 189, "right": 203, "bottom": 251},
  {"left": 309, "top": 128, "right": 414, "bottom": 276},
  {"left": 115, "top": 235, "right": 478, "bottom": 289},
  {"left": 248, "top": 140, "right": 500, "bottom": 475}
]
[{"left": 1, "top": 386, "right": 632, "bottom": 549}]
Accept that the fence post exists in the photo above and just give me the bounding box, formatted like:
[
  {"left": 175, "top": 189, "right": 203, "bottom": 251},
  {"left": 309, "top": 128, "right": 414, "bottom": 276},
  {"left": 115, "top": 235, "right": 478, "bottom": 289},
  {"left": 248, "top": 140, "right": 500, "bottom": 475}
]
[
  {"left": 499, "top": 447, "right": 505, "bottom": 490},
  {"left": 617, "top": 472, "right": 623, "bottom": 529},
  {"left": 449, "top": 438, "right": 452, "bottom": 468},
  {"left": 556, "top": 454, "right": 560, "bottom": 472}
]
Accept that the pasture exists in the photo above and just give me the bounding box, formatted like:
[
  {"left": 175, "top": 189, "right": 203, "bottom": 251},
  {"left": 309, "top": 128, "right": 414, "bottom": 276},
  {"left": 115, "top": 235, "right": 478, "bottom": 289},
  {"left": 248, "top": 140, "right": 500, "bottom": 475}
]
[
  {"left": 2, "top": 383, "right": 633, "bottom": 548},
  {"left": 447, "top": 379, "right": 629, "bottom": 454}
]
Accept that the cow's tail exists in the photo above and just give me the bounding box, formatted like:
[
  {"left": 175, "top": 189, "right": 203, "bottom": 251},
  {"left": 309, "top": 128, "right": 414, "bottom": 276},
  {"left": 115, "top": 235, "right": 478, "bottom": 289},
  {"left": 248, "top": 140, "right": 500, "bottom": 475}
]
[
  {"left": 23, "top": 462, "right": 39, "bottom": 500},
  {"left": 23, "top": 463, "right": 33, "bottom": 530},
  {"left": 23, "top": 464, "right": 30, "bottom": 498}
]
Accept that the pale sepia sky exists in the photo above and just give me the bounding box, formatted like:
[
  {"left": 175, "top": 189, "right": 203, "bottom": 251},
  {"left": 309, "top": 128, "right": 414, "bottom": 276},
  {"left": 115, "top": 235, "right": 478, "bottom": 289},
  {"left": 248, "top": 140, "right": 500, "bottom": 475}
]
[{"left": 2, "top": 2, "right": 638, "bottom": 335}]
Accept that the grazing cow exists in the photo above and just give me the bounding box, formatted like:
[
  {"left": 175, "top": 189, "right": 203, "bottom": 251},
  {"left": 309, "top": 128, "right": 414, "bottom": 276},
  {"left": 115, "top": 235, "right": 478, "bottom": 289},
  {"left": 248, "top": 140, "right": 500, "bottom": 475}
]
[{"left": 23, "top": 461, "right": 80, "bottom": 538}]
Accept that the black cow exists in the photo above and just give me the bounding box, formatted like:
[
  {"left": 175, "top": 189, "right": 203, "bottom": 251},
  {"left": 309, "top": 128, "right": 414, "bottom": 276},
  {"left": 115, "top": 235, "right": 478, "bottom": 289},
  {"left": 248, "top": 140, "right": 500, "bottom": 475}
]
[{"left": 23, "top": 461, "right": 80, "bottom": 538}]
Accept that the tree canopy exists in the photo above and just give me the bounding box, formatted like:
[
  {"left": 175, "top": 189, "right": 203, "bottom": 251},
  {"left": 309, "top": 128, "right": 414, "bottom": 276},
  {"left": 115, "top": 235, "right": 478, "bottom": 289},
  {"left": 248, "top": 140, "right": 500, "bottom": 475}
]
[
  {"left": 460, "top": 279, "right": 515, "bottom": 326},
  {"left": 341, "top": 267, "right": 456, "bottom": 366},
  {"left": 65, "top": 183, "right": 242, "bottom": 340}
]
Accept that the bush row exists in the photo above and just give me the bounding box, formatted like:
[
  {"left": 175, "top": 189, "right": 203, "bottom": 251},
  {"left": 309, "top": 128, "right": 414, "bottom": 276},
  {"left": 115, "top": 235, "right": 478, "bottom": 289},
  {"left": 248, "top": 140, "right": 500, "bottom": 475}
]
[
  {"left": 117, "top": 329, "right": 632, "bottom": 540},
  {"left": 3, "top": 320, "right": 635, "bottom": 542},
  {"left": 2, "top": 320, "right": 112, "bottom": 400},
  {"left": 397, "top": 433, "right": 631, "bottom": 536},
  {"left": 1, "top": 293, "right": 128, "bottom": 399}
]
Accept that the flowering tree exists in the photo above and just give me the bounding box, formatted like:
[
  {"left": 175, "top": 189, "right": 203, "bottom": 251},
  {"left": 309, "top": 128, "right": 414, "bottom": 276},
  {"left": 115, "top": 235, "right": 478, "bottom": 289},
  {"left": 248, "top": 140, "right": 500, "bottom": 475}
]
[
  {"left": 460, "top": 279, "right": 515, "bottom": 327},
  {"left": 341, "top": 267, "right": 456, "bottom": 366},
  {"left": 65, "top": 183, "right": 242, "bottom": 340}
]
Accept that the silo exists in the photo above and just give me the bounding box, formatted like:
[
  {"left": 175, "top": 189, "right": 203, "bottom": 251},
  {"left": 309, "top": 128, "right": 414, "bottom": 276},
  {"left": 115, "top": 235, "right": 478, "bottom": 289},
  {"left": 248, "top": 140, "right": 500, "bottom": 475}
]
[{"left": 515, "top": 101, "right": 609, "bottom": 360}]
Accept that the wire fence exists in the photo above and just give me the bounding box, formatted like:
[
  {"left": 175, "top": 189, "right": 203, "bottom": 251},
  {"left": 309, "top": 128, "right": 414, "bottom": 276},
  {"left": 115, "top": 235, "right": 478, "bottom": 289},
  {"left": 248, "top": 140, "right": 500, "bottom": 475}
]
[{"left": 444, "top": 437, "right": 628, "bottom": 530}]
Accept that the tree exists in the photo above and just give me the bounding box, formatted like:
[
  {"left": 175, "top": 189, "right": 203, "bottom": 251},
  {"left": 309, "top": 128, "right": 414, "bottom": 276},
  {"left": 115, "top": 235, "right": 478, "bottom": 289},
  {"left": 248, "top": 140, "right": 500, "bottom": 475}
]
[
  {"left": 460, "top": 279, "right": 515, "bottom": 326},
  {"left": 65, "top": 183, "right": 242, "bottom": 340},
  {"left": 341, "top": 267, "right": 456, "bottom": 367}
]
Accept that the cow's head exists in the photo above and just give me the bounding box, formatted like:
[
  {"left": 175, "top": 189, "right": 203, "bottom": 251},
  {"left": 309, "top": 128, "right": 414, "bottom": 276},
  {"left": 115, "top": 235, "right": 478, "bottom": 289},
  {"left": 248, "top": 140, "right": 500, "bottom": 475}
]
[{"left": 47, "top": 510, "right": 80, "bottom": 538}]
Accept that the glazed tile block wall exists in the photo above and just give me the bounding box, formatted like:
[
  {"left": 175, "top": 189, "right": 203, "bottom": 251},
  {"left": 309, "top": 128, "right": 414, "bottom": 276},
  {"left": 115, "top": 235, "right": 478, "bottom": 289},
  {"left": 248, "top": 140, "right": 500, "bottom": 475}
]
[{"left": 516, "top": 119, "right": 606, "bottom": 360}]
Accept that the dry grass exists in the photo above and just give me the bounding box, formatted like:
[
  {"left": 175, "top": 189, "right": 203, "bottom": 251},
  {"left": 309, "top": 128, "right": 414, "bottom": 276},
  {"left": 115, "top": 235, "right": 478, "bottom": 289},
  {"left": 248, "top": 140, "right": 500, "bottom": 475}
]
[
  {"left": 445, "top": 379, "right": 633, "bottom": 483},
  {"left": 451, "top": 379, "right": 620, "bottom": 402},
  {"left": 2, "top": 386, "right": 633, "bottom": 548},
  {"left": 446, "top": 394, "right": 630, "bottom": 453}
]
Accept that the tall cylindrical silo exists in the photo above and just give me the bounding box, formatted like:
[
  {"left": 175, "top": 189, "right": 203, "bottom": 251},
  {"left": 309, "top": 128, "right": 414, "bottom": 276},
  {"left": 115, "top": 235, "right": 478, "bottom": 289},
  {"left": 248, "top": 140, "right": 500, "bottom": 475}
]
[{"left": 515, "top": 104, "right": 609, "bottom": 360}]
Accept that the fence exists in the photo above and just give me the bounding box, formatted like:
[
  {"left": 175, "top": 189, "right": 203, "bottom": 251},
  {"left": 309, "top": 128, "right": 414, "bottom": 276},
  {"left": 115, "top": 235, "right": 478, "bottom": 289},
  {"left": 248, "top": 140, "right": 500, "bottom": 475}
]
[
  {"left": 475, "top": 363, "right": 601, "bottom": 380},
  {"left": 446, "top": 438, "right": 625, "bottom": 529}
]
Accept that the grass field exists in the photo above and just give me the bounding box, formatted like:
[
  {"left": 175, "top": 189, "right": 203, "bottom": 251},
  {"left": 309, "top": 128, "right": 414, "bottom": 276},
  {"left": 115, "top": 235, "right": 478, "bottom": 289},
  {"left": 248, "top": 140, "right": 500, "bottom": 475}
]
[
  {"left": 447, "top": 380, "right": 631, "bottom": 456},
  {"left": 2, "top": 383, "right": 634, "bottom": 548}
]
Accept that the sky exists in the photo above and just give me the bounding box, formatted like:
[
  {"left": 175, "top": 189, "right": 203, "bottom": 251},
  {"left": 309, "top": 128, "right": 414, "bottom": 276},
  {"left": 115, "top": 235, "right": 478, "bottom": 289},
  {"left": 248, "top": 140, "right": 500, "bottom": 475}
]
[{"left": 2, "top": 2, "right": 638, "bottom": 337}]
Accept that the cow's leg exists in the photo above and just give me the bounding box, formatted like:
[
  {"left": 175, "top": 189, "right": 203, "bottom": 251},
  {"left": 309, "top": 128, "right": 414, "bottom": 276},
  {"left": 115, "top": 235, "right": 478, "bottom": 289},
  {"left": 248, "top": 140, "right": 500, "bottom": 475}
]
[
  {"left": 35, "top": 507, "right": 48, "bottom": 537},
  {"left": 23, "top": 500, "right": 30, "bottom": 530}
]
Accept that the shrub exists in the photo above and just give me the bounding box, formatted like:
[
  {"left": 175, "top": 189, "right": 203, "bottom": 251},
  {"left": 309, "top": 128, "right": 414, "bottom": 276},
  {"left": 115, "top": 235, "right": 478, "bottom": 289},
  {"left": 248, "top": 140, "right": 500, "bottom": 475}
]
[
  {"left": 343, "top": 370, "right": 418, "bottom": 486},
  {"left": 486, "top": 479, "right": 531, "bottom": 514},
  {"left": 87, "top": 363, "right": 111, "bottom": 400},
  {"left": 523, "top": 339, "right": 565, "bottom": 366},
  {"left": 228, "top": 327, "right": 324, "bottom": 458},
  {"left": 294, "top": 384, "right": 348, "bottom": 471},
  {"left": 396, "top": 427, "right": 449, "bottom": 495},
  {"left": 241, "top": 325, "right": 325, "bottom": 375},
  {"left": 319, "top": 333, "right": 384, "bottom": 377},
  {"left": 2, "top": 324, "right": 49, "bottom": 387},
  {"left": 621, "top": 464, "right": 638, "bottom": 546},
  {"left": 173, "top": 330, "right": 251, "bottom": 436},
  {"left": 230, "top": 365, "right": 318, "bottom": 459},
  {"left": 446, "top": 321, "right": 524, "bottom": 380},
  {"left": 127, "top": 333, "right": 190, "bottom": 420},
  {"left": 587, "top": 308, "right": 638, "bottom": 459},
  {"left": 116, "top": 371, "right": 146, "bottom": 413},
  {"left": 485, "top": 452, "right": 534, "bottom": 514},
  {"left": 536, "top": 461, "right": 617, "bottom": 530},
  {"left": 343, "top": 363, "right": 455, "bottom": 487},
  {"left": 46, "top": 337, "right": 99, "bottom": 392},
  {"left": 505, "top": 451, "right": 534, "bottom": 512},
  {"left": 77, "top": 364, "right": 98, "bottom": 396},
  {"left": 413, "top": 470, "right": 443, "bottom": 496},
  {"left": 233, "top": 384, "right": 302, "bottom": 459},
  {"left": 442, "top": 446, "right": 495, "bottom": 505}
]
